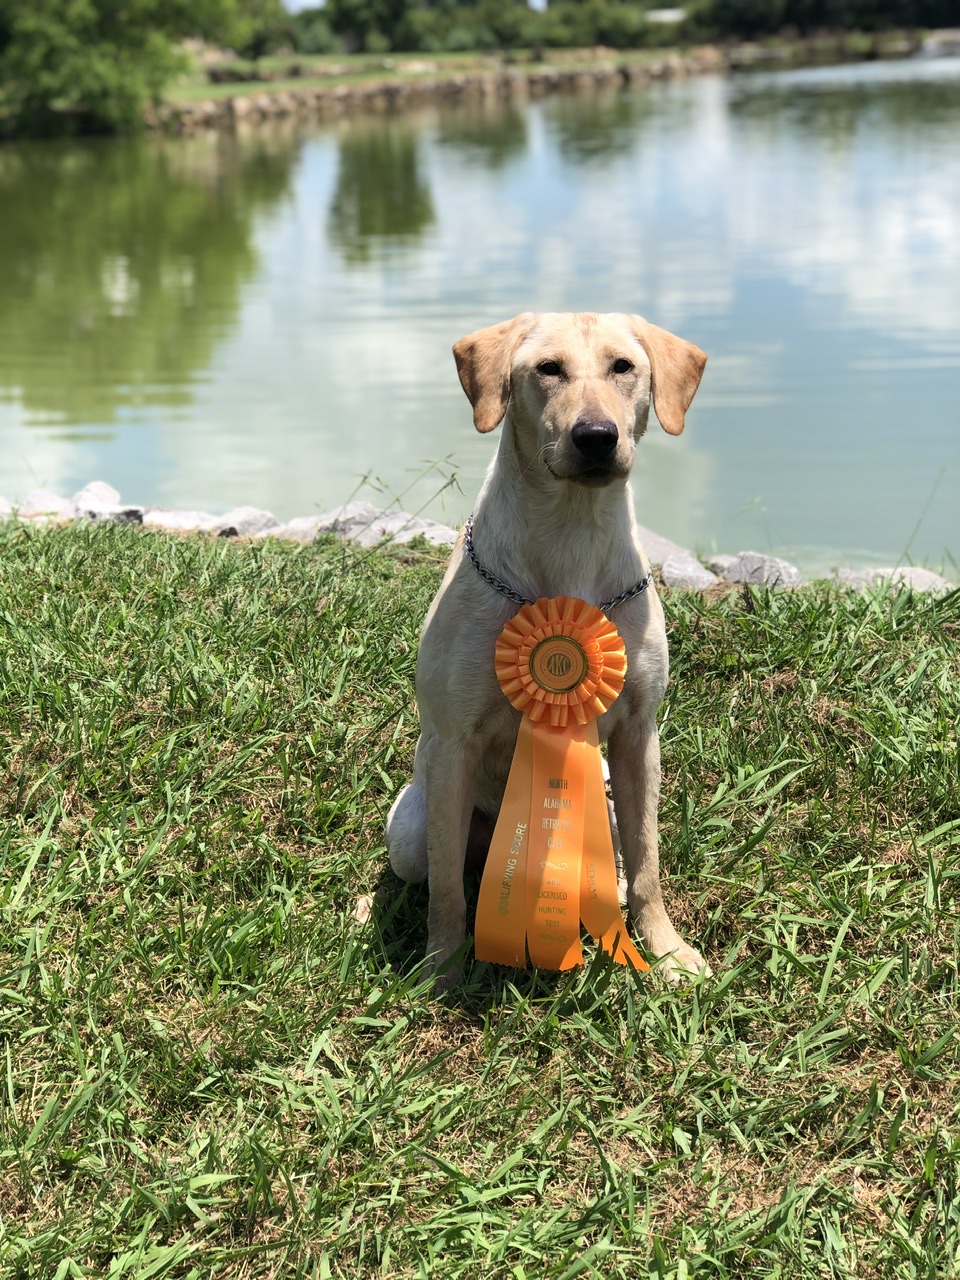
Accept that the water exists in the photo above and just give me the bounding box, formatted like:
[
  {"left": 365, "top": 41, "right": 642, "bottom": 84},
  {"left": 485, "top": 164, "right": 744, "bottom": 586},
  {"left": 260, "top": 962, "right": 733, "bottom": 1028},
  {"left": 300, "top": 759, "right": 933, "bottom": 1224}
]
[{"left": 1, "top": 57, "right": 958, "bottom": 573}]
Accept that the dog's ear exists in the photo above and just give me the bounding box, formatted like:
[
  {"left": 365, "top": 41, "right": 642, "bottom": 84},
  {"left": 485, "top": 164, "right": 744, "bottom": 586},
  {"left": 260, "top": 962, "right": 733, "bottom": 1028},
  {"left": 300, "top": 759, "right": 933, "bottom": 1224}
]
[
  {"left": 630, "top": 317, "right": 707, "bottom": 436},
  {"left": 452, "top": 313, "right": 535, "bottom": 433}
]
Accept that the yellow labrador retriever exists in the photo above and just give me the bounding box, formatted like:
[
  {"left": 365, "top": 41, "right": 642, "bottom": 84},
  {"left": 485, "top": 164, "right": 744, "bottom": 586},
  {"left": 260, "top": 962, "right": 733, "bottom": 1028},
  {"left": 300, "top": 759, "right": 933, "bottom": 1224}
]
[{"left": 387, "top": 312, "right": 708, "bottom": 985}]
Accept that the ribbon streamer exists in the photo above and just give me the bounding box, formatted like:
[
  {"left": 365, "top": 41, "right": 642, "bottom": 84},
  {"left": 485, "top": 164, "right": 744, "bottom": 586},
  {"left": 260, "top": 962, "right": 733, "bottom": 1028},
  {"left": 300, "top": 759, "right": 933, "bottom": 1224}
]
[{"left": 475, "top": 597, "right": 649, "bottom": 972}]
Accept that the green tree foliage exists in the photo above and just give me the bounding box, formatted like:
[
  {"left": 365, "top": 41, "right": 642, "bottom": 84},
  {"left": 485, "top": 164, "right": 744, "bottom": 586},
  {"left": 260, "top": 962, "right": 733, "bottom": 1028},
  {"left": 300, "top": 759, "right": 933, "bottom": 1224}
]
[
  {"left": 2, "top": 0, "right": 951, "bottom": 138},
  {"left": 535, "top": 2, "right": 661, "bottom": 51},
  {"left": 687, "top": 0, "right": 959, "bottom": 37},
  {"left": 325, "top": 0, "right": 415, "bottom": 53},
  {"left": 0, "top": 0, "right": 182, "bottom": 134},
  {"left": 289, "top": 7, "right": 338, "bottom": 56},
  {"left": 230, "top": 0, "right": 289, "bottom": 62},
  {"left": 0, "top": 0, "right": 285, "bottom": 136},
  {"left": 319, "top": 0, "right": 659, "bottom": 55}
]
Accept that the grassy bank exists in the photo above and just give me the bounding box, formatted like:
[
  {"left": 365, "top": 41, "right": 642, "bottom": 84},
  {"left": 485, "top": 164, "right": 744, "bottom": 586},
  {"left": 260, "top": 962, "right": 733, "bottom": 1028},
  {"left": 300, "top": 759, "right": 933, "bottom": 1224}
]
[
  {"left": 1, "top": 522, "right": 958, "bottom": 1278},
  {"left": 0, "top": 31, "right": 921, "bottom": 138},
  {"left": 162, "top": 31, "right": 917, "bottom": 107}
]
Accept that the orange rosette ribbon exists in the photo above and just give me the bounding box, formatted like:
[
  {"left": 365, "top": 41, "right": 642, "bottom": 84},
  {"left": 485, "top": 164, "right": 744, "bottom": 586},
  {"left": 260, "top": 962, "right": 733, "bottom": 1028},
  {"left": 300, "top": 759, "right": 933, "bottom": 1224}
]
[{"left": 475, "top": 597, "right": 649, "bottom": 972}]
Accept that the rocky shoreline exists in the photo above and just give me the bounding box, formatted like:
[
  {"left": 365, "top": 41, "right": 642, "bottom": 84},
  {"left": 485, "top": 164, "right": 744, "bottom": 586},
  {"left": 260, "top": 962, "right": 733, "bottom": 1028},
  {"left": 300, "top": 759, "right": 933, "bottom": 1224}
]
[
  {"left": 3, "top": 482, "right": 953, "bottom": 595},
  {"left": 148, "top": 47, "right": 730, "bottom": 133},
  {"left": 146, "top": 32, "right": 931, "bottom": 134}
]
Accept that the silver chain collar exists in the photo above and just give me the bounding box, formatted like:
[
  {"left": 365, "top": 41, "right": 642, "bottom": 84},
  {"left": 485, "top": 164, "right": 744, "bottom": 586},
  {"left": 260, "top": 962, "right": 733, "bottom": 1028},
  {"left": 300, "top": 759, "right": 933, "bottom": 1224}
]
[{"left": 463, "top": 515, "right": 653, "bottom": 613}]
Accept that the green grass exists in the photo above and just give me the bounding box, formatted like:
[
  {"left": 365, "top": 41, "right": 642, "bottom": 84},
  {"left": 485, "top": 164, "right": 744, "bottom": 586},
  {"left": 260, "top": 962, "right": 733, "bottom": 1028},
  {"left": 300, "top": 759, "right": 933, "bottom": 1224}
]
[
  {"left": 165, "top": 47, "right": 670, "bottom": 106},
  {"left": 163, "top": 33, "right": 910, "bottom": 109},
  {"left": 1, "top": 521, "right": 958, "bottom": 1278}
]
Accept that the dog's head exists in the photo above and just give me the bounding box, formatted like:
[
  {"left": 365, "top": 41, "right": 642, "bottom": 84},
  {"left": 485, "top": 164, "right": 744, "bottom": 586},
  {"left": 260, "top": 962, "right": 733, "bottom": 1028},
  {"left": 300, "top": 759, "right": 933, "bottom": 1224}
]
[{"left": 453, "top": 312, "right": 707, "bottom": 487}]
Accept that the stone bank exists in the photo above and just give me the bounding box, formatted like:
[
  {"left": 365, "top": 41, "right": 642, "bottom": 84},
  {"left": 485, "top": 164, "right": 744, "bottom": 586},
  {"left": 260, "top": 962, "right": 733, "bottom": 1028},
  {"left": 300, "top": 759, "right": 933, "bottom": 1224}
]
[{"left": 2, "top": 483, "right": 953, "bottom": 596}]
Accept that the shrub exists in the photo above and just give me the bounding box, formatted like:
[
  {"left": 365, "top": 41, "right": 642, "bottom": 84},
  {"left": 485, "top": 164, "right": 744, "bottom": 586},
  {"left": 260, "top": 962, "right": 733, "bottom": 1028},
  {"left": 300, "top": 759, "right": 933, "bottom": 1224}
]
[
  {"left": 392, "top": 9, "right": 445, "bottom": 53},
  {"left": 446, "top": 22, "right": 499, "bottom": 52},
  {"left": 290, "top": 9, "right": 339, "bottom": 56},
  {"left": 0, "top": 0, "right": 282, "bottom": 137},
  {"left": 0, "top": 1, "right": 187, "bottom": 135}
]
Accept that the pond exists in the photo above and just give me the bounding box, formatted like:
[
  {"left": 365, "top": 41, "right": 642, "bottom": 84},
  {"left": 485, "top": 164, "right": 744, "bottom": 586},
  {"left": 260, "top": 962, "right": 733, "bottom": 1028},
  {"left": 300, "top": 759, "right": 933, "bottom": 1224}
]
[{"left": 1, "top": 55, "right": 958, "bottom": 574}]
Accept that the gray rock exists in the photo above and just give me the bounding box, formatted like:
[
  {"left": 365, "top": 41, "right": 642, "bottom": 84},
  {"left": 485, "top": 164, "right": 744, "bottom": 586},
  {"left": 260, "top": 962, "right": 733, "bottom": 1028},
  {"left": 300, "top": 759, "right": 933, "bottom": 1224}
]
[
  {"left": 363, "top": 511, "right": 458, "bottom": 548},
  {"left": 835, "top": 566, "right": 953, "bottom": 594},
  {"left": 73, "top": 481, "right": 121, "bottom": 508},
  {"left": 922, "top": 30, "right": 960, "bottom": 56},
  {"left": 143, "top": 509, "right": 218, "bottom": 532},
  {"left": 36, "top": 488, "right": 944, "bottom": 606},
  {"left": 73, "top": 481, "right": 143, "bottom": 525},
  {"left": 316, "top": 500, "right": 457, "bottom": 549},
  {"left": 706, "top": 553, "right": 737, "bottom": 576},
  {"left": 80, "top": 504, "right": 144, "bottom": 526},
  {"left": 254, "top": 515, "right": 330, "bottom": 542},
  {"left": 660, "top": 553, "right": 719, "bottom": 591},
  {"left": 285, "top": 514, "right": 328, "bottom": 540},
  {"left": 17, "top": 489, "right": 77, "bottom": 520},
  {"left": 210, "top": 506, "right": 280, "bottom": 538},
  {"left": 315, "top": 500, "right": 387, "bottom": 541},
  {"left": 717, "top": 551, "right": 804, "bottom": 588},
  {"left": 635, "top": 522, "right": 693, "bottom": 566}
]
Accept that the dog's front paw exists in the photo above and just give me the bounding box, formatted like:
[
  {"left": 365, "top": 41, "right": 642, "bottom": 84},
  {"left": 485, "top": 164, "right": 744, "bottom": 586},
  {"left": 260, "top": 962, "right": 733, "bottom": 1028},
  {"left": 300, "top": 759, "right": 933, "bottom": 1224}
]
[
  {"left": 419, "top": 941, "right": 464, "bottom": 993},
  {"left": 657, "top": 943, "right": 712, "bottom": 983}
]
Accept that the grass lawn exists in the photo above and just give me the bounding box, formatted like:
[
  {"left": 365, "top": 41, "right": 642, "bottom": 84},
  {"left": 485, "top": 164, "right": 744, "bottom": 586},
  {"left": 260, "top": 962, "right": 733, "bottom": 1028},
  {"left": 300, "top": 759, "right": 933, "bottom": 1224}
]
[
  {"left": 164, "top": 48, "right": 669, "bottom": 106},
  {"left": 162, "top": 34, "right": 895, "bottom": 108},
  {"left": 1, "top": 522, "right": 958, "bottom": 1278}
]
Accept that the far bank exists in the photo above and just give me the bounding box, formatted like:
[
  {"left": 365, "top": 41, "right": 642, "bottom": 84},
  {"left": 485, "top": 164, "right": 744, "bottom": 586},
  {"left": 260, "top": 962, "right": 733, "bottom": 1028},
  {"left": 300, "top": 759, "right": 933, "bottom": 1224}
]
[{"left": 151, "top": 30, "right": 928, "bottom": 133}]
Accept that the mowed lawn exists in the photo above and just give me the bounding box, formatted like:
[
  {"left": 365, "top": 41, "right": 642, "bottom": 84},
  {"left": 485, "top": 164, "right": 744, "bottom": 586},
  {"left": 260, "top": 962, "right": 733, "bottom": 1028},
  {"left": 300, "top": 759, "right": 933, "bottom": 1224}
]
[{"left": 1, "top": 521, "right": 958, "bottom": 1279}]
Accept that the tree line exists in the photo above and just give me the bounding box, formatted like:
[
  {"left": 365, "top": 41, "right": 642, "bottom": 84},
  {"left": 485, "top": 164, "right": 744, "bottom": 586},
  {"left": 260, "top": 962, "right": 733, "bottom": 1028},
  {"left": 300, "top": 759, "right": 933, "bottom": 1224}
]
[
  {"left": 298, "top": 0, "right": 957, "bottom": 56},
  {"left": 0, "top": 0, "right": 291, "bottom": 135},
  {"left": 1, "top": 0, "right": 955, "bottom": 137}
]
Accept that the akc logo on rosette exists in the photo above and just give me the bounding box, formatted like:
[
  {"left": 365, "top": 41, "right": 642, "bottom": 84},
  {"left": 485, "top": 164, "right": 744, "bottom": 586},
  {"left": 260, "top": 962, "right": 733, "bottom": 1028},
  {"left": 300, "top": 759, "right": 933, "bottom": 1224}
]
[{"left": 475, "top": 596, "right": 648, "bottom": 971}]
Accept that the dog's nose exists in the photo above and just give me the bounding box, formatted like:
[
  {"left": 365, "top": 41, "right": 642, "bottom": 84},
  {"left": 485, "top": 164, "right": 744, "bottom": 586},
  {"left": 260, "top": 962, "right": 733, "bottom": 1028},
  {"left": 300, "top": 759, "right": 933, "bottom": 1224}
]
[{"left": 571, "top": 419, "right": 619, "bottom": 460}]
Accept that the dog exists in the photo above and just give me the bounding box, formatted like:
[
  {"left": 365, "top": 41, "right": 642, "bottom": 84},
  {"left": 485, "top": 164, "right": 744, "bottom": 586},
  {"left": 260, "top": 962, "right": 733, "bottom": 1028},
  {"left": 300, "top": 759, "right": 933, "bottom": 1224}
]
[{"left": 387, "top": 312, "right": 709, "bottom": 986}]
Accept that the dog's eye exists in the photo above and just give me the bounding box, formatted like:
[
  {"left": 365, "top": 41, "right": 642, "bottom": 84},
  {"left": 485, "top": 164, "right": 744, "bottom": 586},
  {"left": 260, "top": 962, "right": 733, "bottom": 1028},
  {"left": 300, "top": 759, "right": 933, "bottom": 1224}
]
[
  {"left": 537, "top": 360, "right": 563, "bottom": 378},
  {"left": 612, "top": 358, "right": 634, "bottom": 375}
]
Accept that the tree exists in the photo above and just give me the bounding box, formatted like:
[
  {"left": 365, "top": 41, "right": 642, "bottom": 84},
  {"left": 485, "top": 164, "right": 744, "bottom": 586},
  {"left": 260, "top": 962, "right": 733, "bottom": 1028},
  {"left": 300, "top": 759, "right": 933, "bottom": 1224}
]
[
  {"left": 290, "top": 7, "right": 338, "bottom": 56},
  {"left": 325, "top": 0, "right": 414, "bottom": 53},
  {"left": 0, "top": 0, "right": 281, "bottom": 137},
  {"left": 230, "top": 0, "right": 289, "bottom": 62}
]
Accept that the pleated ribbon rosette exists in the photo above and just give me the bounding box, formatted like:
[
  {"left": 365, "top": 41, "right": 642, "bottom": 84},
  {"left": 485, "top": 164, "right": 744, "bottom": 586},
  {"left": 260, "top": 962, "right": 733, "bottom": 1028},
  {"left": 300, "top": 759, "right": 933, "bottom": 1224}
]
[{"left": 474, "top": 596, "right": 649, "bottom": 972}]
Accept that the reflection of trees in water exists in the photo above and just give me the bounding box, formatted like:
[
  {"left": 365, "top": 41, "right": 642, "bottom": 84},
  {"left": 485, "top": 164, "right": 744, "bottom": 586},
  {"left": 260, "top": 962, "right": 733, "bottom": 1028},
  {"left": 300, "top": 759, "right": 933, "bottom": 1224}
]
[
  {"left": 328, "top": 122, "right": 434, "bottom": 264},
  {"left": 435, "top": 100, "right": 528, "bottom": 170},
  {"left": 729, "top": 73, "right": 960, "bottom": 146},
  {"left": 0, "top": 130, "right": 297, "bottom": 426},
  {"left": 546, "top": 88, "right": 664, "bottom": 164}
]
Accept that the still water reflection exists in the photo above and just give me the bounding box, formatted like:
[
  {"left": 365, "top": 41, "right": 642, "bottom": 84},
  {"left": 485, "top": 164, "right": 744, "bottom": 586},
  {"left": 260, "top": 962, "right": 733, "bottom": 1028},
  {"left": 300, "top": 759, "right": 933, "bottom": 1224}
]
[
  {"left": 328, "top": 123, "right": 435, "bottom": 263},
  {"left": 1, "top": 57, "right": 957, "bottom": 572}
]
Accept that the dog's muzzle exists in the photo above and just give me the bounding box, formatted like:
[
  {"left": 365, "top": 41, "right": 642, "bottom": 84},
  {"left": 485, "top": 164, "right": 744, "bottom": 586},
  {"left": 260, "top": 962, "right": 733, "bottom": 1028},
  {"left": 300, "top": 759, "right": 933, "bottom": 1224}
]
[
  {"left": 572, "top": 418, "right": 619, "bottom": 461},
  {"left": 565, "top": 418, "right": 624, "bottom": 484}
]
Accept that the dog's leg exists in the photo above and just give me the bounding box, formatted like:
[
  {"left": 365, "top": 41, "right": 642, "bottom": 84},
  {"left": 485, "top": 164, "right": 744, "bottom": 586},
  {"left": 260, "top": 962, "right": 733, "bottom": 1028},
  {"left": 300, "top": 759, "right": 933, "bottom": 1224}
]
[
  {"left": 608, "top": 718, "right": 710, "bottom": 980},
  {"left": 389, "top": 787, "right": 493, "bottom": 884},
  {"left": 602, "top": 756, "right": 627, "bottom": 903},
  {"left": 422, "top": 738, "right": 475, "bottom": 988}
]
